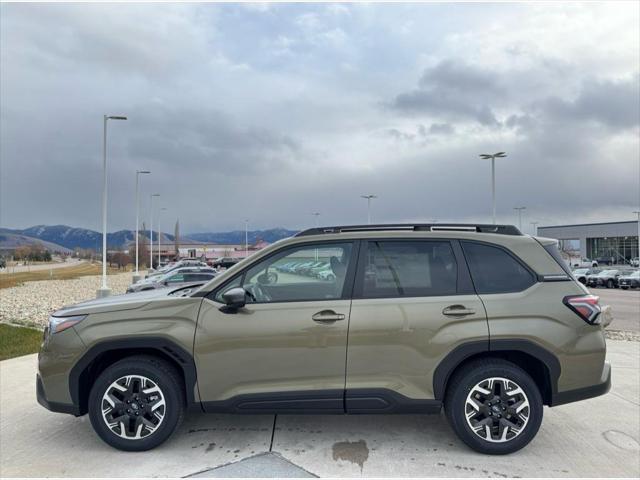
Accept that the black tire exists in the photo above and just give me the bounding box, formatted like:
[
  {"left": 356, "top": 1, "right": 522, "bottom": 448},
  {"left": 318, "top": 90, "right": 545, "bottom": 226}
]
[
  {"left": 444, "top": 358, "right": 543, "bottom": 455},
  {"left": 578, "top": 277, "right": 586, "bottom": 285},
  {"left": 88, "top": 355, "right": 185, "bottom": 451}
]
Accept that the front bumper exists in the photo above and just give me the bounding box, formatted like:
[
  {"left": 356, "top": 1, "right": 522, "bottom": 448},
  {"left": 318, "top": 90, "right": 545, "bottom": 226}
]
[
  {"left": 550, "top": 361, "right": 611, "bottom": 407},
  {"left": 36, "top": 374, "right": 81, "bottom": 416}
]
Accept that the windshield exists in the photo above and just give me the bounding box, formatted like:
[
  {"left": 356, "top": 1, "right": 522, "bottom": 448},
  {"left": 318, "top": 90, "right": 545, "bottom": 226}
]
[
  {"left": 573, "top": 269, "right": 588, "bottom": 274},
  {"left": 624, "top": 271, "right": 640, "bottom": 278}
]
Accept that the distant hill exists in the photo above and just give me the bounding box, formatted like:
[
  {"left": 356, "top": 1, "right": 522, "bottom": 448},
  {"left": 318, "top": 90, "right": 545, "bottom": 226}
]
[
  {"left": 188, "top": 228, "right": 298, "bottom": 244},
  {"left": 0, "top": 225, "right": 298, "bottom": 251},
  {"left": 0, "top": 225, "right": 182, "bottom": 250},
  {"left": 0, "top": 232, "right": 71, "bottom": 253}
]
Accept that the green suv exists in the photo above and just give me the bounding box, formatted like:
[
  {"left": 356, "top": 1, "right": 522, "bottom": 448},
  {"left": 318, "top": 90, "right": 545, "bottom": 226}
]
[{"left": 37, "top": 224, "right": 612, "bottom": 454}]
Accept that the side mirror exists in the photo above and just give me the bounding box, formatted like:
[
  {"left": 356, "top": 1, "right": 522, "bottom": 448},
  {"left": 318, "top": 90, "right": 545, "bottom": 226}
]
[{"left": 221, "top": 287, "right": 247, "bottom": 310}]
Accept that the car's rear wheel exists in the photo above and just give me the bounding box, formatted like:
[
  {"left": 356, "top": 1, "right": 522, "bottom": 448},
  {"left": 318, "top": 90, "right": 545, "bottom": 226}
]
[
  {"left": 88, "top": 355, "right": 185, "bottom": 451},
  {"left": 445, "top": 358, "right": 543, "bottom": 455}
]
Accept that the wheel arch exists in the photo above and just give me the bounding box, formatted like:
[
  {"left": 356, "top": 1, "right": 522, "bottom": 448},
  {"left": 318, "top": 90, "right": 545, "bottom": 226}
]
[
  {"left": 69, "top": 337, "right": 198, "bottom": 415},
  {"left": 433, "top": 339, "right": 560, "bottom": 406}
]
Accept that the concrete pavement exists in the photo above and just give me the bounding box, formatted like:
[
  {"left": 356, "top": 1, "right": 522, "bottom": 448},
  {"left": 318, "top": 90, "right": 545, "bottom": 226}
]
[
  {"left": 0, "top": 259, "right": 84, "bottom": 275},
  {"left": 1, "top": 341, "right": 638, "bottom": 478},
  {"left": 590, "top": 287, "right": 640, "bottom": 333}
]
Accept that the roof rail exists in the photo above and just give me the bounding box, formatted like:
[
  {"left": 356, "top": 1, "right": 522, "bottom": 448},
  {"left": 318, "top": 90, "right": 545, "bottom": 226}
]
[{"left": 295, "top": 223, "right": 523, "bottom": 237}]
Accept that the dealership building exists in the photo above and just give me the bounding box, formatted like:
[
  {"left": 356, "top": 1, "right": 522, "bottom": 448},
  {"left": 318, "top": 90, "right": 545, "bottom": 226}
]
[{"left": 537, "top": 220, "right": 639, "bottom": 264}]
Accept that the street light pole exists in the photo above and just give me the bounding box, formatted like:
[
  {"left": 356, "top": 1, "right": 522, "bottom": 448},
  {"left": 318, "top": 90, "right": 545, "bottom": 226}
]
[
  {"left": 97, "top": 114, "right": 127, "bottom": 298},
  {"left": 244, "top": 219, "right": 249, "bottom": 258},
  {"left": 133, "top": 170, "right": 150, "bottom": 284},
  {"left": 479, "top": 152, "right": 506, "bottom": 224},
  {"left": 158, "top": 207, "right": 167, "bottom": 268},
  {"left": 311, "top": 212, "right": 320, "bottom": 227},
  {"left": 149, "top": 193, "right": 159, "bottom": 271},
  {"left": 361, "top": 195, "right": 377, "bottom": 225},
  {"left": 633, "top": 211, "right": 640, "bottom": 265},
  {"left": 530, "top": 221, "right": 539, "bottom": 236},
  {"left": 514, "top": 206, "right": 526, "bottom": 231}
]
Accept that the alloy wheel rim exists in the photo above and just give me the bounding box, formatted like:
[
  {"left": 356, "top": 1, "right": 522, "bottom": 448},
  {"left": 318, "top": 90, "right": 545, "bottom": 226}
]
[
  {"left": 101, "top": 375, "right": 166, "bottom": 440},
  {"left": 465, "top": 376, "right": 530, "bottom": 443}
]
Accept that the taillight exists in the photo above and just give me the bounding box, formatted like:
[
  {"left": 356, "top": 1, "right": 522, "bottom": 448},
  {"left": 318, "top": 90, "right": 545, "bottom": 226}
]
[{"left": 563, "top": 295, "right": 601, "bottom": 325}]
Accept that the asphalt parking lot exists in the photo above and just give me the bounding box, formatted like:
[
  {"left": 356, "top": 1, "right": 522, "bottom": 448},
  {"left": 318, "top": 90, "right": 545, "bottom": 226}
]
[
  {"left": 1, "top": 340, "right": 638, "bottom": 478},
  {"left": 589, "top": 287, "right": 640, "bottom": 333}
]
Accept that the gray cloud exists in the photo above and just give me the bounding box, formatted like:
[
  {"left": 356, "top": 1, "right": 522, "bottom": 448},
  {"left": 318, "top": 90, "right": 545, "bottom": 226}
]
[
  {"left": 531, "top": 75, "right": 640, "bottom": 129},
  {"left": 391, "top": 60, "right": 502, "bottom": 125},
  {"left": 1, "top": 3, "right": 638, "bottom": 234}
]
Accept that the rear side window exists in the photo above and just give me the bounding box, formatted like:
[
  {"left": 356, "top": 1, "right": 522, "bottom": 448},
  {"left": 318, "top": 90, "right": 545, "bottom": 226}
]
[
  {"left": 461, "top": 241, "right": 535, "bottom": 294},
  {"left": 361, "top": 241, "right": 457, "bottom": 298},
  {"left": 540, "top": 242, "right": 573, "bottom": 276}
]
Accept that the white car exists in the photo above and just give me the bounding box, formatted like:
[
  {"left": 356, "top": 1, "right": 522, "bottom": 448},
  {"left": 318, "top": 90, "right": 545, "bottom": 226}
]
[{"left": 572, "top": 257, "right": 598, "bottom": 268}]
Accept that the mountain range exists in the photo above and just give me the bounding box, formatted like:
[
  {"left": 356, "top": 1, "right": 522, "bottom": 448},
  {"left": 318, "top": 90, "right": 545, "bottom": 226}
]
[{"left": 0, "top": 225, "right": 298, "bottom": 251}]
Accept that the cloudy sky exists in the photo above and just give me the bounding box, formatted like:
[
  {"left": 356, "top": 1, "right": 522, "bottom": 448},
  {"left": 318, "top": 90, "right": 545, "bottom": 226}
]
[{"left": 1, "top": 2, "right": 638, "bottom": 235}]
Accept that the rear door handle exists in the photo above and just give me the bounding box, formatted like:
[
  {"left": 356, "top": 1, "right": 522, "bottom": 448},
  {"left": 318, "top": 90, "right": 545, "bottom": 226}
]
[
  {"left": 312, "top": 310, "right": 346, "bottom": 323},
  {"left": 442, "top": 305, "right": 476, "bottom": 317}
]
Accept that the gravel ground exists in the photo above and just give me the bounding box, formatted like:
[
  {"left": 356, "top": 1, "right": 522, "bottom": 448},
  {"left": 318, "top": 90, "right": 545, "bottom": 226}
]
[{"left": 0, "top": 272, "right": 132, "bottom": 329}]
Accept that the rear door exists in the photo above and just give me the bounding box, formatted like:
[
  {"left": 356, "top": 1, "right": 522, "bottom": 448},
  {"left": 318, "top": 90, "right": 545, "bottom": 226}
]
[
  {"left": 345, "top": 239, "right": 488, "bottom": 410},
  {"left": 194, "top": 241, "right": 358, "bottom": 411}
]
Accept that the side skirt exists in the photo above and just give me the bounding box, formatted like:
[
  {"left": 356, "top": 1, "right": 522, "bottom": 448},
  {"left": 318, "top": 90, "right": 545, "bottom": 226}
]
[{"left": 202, "top": 388, "right": 441, "bottom": 415}]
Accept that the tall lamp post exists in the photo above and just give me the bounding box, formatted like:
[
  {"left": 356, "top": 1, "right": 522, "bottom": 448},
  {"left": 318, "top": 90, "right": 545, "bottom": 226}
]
[
  {"left": 133, "top": 170, "right": 150, "bottom": 284},
  {"left": 514, "top": 206, "right": 526, "bottom": 231},
  {"left": 97, "top": 114, "right": 127, "bottom": 298},
  {"left": 633, "top": 211, "right": 640, "bottom": 265},
  {"left": 361, "top": 194, "right": 377, "bottom": 225},
  {"left": 149, "top": 193, "right": 160, "bottom": 270},
  {"left": 530, "top": 221, "right": 539, "bottom": 236},
  {"left": 244, "top": 219, "right": 249, "bottom": 258},
  {"left": 158, "top": 207, "right": 167, "bottom": 268},
  {"left": 479, "top": 152, "right": 506, "bottom": 224},
  {"left": 311, "top": 212, "right": 320, "bottom": 227}
]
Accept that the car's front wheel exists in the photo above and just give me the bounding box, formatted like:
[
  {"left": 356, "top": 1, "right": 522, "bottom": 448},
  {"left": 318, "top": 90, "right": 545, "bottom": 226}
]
[
  {"left": 88, "top": 355, "right": 185, "bottom": 451},
  {"left": 445, "top": 358, "right": 543, "bottom": 455}
]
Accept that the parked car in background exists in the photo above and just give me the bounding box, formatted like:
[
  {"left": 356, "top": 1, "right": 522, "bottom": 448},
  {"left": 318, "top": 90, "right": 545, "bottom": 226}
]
[
  {"left": 618, "top": 270, "right": 640, "bottom": 289},
  {"left": 595, "top": 256, "right": 616, "bottom": 266},
  {"left": 572, "top": 267, "right": 602, "bottom": 284},
  {"left": 129, "top": 267, "right": 217, "bottom": 293},
  {"left": 147, "top": 260, "right": 208, "bottom": 278},
  {"left": 211, "top": 257, "right": 240, "bottom": 269},
  {"left": 571, "top": 257, "right": 598, "bottom": 268},
  {"left": 586, "top": 269, "right": 624, "bottom": 289},
  {"left": 630, "top": 257, "right": 640, "bottom": 267}
]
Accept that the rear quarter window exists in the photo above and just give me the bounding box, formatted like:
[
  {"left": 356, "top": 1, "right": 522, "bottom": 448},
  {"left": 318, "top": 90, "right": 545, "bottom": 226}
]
[{"left": 461, "top": 241, "right": 536, "bottom": 294}]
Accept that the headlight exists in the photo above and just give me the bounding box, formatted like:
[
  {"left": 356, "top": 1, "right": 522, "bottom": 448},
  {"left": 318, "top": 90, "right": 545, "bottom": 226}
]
[{"left": 48, "top": 314, "right": 87, "bottom": 334}]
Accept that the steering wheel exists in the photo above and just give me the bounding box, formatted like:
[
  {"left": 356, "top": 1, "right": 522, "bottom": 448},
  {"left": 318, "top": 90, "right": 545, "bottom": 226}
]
[{"left": 244, "top": 283, "right": 272, "bottom": 302}]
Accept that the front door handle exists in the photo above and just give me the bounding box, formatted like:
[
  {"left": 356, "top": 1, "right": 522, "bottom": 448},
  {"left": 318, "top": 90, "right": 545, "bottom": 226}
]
[
  {"left": 442, "top": 305, "right": 476, "bottom": 317},
  {"left": 312, "top": 310, "right": 346, "bottom": 323}
]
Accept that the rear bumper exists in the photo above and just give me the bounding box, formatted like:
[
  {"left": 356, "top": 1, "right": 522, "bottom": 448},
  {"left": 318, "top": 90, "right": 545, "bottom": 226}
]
[
  {"left": 36, "top": 374, "right": 81, "bottom": 416},
  {"left": 550, "top": 361, "right": 611, "bottom": 407}
]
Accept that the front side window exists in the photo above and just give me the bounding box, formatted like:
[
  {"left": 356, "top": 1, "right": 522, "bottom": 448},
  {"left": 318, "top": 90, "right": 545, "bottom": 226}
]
[
  {"left": 216, "top": 242, "right": 353, "bottom": 303},
  {"left": 461, "top": 241, "right": 535, "bottom": 294},
  {"left": 360, "top": 241, "right": 457, "bottom": 298}
]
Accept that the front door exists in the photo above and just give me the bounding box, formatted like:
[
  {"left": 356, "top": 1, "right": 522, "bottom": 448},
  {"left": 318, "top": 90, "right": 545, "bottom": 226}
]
[
  {"left": 194, "top": 241, "right": 357, "bottom": 412},
  {"left": 345, "top": 239, "right": 488, "bottom": 411}
]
